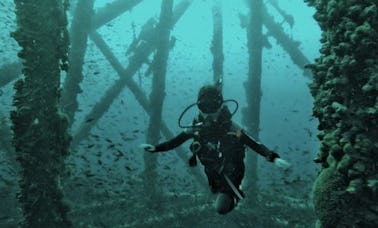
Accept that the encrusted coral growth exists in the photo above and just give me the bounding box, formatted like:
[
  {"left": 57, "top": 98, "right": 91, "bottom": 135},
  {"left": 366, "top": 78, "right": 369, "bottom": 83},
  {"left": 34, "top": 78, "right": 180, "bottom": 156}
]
[
  {"left": 10, "top": 0, "right": 71, "bottom": 227},
  {"left": 306, "top": 0, "right": 378, "bottom": 227}
]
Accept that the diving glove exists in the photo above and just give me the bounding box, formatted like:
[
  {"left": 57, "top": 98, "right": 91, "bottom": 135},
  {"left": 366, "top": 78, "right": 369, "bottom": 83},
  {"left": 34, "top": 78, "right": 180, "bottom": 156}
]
[
  {"left": 140, "top": 143, "right": 156, "bottom": 153},
  {"left": 274, "top": 158, "right": 291, "bottom": 169}
]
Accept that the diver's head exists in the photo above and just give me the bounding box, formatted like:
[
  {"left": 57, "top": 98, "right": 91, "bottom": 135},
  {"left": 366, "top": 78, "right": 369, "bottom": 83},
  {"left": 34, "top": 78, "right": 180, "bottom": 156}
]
[{"left": 197, "top": 85, "right": 223, "bottom": 114}]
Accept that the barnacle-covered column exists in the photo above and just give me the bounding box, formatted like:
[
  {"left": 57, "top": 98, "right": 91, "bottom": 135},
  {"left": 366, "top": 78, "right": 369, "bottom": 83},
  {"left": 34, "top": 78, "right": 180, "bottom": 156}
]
[
  {"left": 306, "top": 0, "right": 378, "bottom": 227},
  {"left": 11, "top": 0, "right": 71, "bottom": 227}
]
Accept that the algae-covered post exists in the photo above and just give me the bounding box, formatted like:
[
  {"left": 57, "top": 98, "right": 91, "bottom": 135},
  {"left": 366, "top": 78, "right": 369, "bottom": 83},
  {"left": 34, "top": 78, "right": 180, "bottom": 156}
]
[
  {"left": 305, "top": 0, "right": 378, "bottom": 227},
  {"left": 242, "top": 0, "right": 264, "bottom": 203},
  {"left": 147, "top": 0, "right": 173, "bottom": 146},
  {"left": 62, "top": 0, "right": 95, "bottom": 124},
  {"left": 10, "top": 0, "right": 72, "bottom": 226},
  {"left": 211, "top": 0, "right": 224, "bottom": 88},
  {"left": 144, "top": 0, "right": 174, "bottom": 200}
]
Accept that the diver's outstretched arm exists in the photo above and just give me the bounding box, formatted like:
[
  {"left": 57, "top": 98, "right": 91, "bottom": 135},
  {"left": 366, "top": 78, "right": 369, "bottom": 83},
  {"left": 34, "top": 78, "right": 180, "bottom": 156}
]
[
  {"left": 237, "top": 129, "right": 279, "bottom": 161},
  {"left": 141, "top": 131, "right": 193, "bottom": 153},
  {"left": 234, "top": 127, "right": 291, "bottom": 169}
]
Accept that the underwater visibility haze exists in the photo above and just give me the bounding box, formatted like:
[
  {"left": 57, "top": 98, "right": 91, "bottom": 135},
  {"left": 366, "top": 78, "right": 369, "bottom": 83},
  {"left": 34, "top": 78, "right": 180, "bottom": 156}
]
[{"left": 0, "top": 0, "right": 377, "bottom": 227}]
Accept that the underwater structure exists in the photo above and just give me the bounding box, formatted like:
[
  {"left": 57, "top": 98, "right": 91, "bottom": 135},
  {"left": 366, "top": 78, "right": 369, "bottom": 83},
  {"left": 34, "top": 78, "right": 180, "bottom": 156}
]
[
  {"left": 10, "top": 0, "right": 71, "bottom": 227},
  {"left": 1, "top": 0, "right": 377, "bottom": 227},
  {"left": 306, "top": 0, "right": 378, "bottom": 227}
]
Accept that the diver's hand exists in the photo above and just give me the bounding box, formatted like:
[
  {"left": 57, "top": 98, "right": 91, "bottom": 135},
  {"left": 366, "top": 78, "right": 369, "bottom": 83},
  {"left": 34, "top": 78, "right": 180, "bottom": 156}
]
[
  {"left": 274, "top": 158, "right": 291, "bottom": 169},
  {"left": 140, "top": 143, "right": 156, "bottom": 153}
]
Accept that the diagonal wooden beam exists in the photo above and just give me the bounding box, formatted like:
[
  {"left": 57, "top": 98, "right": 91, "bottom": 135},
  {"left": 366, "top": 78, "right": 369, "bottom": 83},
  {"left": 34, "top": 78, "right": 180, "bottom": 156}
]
[
  {"left": 71, "top": 0, "right": 192, "bottom": 147},
  {"left": 125, "top": 0, "right": 193, "bottom": 56},
  {"left": 239, "top": 4, "right": 312, "bottom": 78},
  {"left": 71, "top": 31, "right": 150, "bottom": 147},
  {"left": 75, "top": 30, "right": 208, "bottom": 189},
  {"left": 70, "top": 0, "right": 207, "bottom": 188},
  {"left": 62, "top": 0, "right": 143, "bottom": 123},
  {"left": 261, "top": 5, "right": 312, "bottom": 78},
  {"left": 0, "top": 62, "right": 22, "bottom": 88},
  {"left": 91, "top": 0, "right": 143, "bottom": 30}
]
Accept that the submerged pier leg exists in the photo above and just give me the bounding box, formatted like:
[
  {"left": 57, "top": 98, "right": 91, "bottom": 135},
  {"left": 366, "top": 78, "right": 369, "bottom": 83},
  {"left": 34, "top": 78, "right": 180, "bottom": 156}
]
[
  {"left": 11, "top": 0, "right": 72, "bottom": 226},
  {"left": 306, "top": 0, "right": 378, "bottom": 227}
]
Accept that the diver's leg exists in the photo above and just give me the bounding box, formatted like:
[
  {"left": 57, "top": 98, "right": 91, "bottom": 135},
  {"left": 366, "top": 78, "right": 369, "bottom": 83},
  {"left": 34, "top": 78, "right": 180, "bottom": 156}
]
[{"left": 204, "top": 167, "right": 220, "bottom": 193}]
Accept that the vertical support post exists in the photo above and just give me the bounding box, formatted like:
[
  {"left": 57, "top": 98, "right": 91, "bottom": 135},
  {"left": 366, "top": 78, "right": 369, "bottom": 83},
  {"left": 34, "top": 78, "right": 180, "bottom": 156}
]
[
  {"left": 211, "top": 0, "right": 224, "bottom": 88},
  {"left": 144, "top": 0, "right": 174, "bottom": 199},
  {"left": 62, "top": 0, "right": 95, "bottom": 124},
  {"left": 11, "top": 0, "right": 72, "bottom": 226},
  {"left": 242, "top": 0, "right": 264, "bottom": 203},
  {"left": 306, "top": 0, "right": 378, "bottom": 227}
]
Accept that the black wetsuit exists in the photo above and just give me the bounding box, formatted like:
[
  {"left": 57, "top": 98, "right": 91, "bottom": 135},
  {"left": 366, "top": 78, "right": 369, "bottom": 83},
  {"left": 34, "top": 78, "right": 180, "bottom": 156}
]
[{"left": 152, "top": 106, "right": 279, "bottom": 199}]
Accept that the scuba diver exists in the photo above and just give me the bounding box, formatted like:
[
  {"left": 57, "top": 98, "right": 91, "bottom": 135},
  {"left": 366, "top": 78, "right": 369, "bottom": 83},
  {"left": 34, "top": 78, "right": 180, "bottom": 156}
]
[{"left": 141, "top": 85, "right": 290, "bottom": 215}]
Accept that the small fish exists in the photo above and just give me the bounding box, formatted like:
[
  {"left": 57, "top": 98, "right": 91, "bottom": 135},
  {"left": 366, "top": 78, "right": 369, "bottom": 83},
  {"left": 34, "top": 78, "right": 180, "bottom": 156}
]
[
  {"left": 84, "top": 172, "right": 95, "bottom": 178},
  {"left": 90, "top": 134, "right": 100, "bottom": 139},
  {"left": 304, "top": 128, "right": 313, "bottom": 137},
  {"left": 0, "top": 215, "right": 11, "bottom": 221},
  {"left": 105, "top": 138, "right": 113, "bottom": 143},
  {"left": 85, "top": 118, "right": 95, "bottom": 123},
  {"left": 87, "top": 144, "right": 95, "bottom": 148},
  {"left": 107, "top": 144, "right": 115, "bottom": 149},
  {"left": 94, "top": 182, "right": 104, "bottom": 187},
  {"left": 122, "top": 137, "right": 136, "bottom": 141},
  {"left": 0, "top": 175, "right": 14, "bottom": 186},
  {"left": 80, "top": 155, "right": 89, "bottom": 163},
  {"left": 115, "top": 150, "right": 124, "bottom": 157}
]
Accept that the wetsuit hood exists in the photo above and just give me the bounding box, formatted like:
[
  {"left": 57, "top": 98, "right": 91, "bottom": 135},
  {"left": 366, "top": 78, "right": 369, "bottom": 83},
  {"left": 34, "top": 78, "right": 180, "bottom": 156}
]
[{"left": 197, "top": 85, "right": 223, "bottom": 114}]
